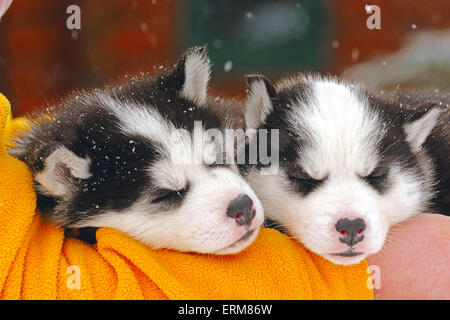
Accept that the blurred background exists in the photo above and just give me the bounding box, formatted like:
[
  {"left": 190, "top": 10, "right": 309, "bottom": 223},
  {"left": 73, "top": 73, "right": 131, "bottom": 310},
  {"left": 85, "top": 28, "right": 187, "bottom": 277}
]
[{"left": 0, "top": 0, "right": 449, "bottom": 117}]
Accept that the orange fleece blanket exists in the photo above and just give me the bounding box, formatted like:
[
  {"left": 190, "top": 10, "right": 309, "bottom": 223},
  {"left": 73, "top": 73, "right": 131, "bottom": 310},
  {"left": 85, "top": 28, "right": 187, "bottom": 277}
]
[{"left": 0, "top": 93, "right": 373, "bottom": 300}]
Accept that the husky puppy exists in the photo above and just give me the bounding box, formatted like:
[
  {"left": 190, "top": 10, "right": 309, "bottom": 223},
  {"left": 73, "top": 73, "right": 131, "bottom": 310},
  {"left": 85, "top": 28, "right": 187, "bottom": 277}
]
[
  {"left": 241, "top": 73, "right": 449, "bottom": 265},
  {"left": 9, "top": 47, "right": 264, "bottom": 254}
]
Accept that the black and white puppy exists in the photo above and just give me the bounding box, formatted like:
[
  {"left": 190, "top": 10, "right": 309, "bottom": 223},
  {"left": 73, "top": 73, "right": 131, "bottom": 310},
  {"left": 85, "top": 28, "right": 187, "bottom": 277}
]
[
  {"left": 241, "top": 73, "right": 449, "bottom": 265},
  {"left": 9, "top": 47, "right": 264, "bottom": 254}
]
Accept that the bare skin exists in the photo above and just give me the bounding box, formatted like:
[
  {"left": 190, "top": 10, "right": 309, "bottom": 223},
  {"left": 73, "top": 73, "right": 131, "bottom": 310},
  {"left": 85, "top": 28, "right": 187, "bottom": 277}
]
[{"left": 367, "top": 214, "right": 450, "bottom": 299}]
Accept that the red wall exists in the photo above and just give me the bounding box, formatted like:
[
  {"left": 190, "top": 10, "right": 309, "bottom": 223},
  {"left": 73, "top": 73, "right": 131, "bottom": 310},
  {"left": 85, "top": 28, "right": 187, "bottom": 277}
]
[{"left": 0, "top": 0, "right": 176, "bottom": 116}]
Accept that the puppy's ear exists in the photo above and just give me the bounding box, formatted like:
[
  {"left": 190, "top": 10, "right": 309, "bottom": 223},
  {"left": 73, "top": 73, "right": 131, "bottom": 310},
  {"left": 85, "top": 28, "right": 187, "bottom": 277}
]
[
  {"left": 403, "top": 103, "right": 442, "bottom": 153},
  {"left": 35, "top": 146, "right": 92, "bottom": 197},
  {"left": 244, "top": 74, "right": 276, "bottom": 130},
  {"left": 163, "top": 46, "right": 211, "bottom": 105}
]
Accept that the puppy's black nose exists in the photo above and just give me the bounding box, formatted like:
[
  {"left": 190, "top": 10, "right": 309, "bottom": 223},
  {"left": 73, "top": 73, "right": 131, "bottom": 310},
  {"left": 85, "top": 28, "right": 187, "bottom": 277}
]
[
  {"left": 335, "top": 218, "right": 366, "bottom": 246},
  {"left": 226, "top": 194, "right": 256, "bottom": 226}
]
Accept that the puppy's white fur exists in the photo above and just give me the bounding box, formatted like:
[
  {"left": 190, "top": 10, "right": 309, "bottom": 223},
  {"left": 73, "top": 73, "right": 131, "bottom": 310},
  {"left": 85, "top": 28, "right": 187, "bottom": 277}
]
[
  {"left": 36, "top": 146, "right": 92, "bottom": 197},
  {"left": 79, "top": 167, "right": 263, "bottom": 254},
  {"left": 13, "top": 47, "right": 264, "bottom": 255},
  {"left": 245, "top": 75, "right": 439, "bottom": 265},
  {"left": 181, "top": 49, "right": 211, "bottom": 105}
]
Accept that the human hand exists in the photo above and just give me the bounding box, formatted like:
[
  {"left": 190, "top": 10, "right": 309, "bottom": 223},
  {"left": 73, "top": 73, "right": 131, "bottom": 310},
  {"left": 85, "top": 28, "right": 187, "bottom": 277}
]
[{"left": 367, "top": 214, "right": 450, "bottom": 299}]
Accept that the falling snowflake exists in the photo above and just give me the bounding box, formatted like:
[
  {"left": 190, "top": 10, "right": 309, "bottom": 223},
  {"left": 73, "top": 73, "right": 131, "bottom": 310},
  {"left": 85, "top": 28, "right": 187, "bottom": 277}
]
[{"left": 224, "top": 60, "right": 233, "bottom": 72}]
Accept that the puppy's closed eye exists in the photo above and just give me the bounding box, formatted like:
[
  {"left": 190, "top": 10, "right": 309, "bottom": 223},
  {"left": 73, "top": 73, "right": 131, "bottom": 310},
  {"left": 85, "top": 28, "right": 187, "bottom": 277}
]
[
  {"left": 151, "top": 187, "right": 188, "bottom": 204},
  {"left": 362, "top": 166, "right": 389, "bottom": 182},
  {"left": 361, "top": 166, "right": 389, "bottom": 191},
  {"left": 288, "top": 169, "right": 324, "bottom": 195}
]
